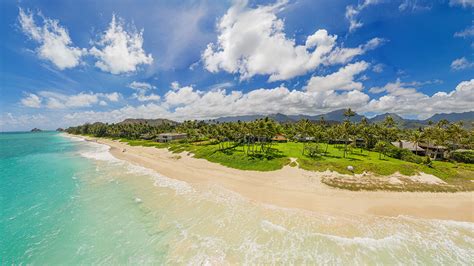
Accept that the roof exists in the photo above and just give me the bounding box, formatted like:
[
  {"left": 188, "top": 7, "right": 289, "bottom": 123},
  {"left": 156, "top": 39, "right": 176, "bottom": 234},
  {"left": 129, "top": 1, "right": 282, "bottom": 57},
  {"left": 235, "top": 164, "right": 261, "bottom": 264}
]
[
  {"left": 158, "top": 133, "right": 187, "bottom": 137},
  {"left": 419, "top": 143, "right": 447, "bottom": 150},
  {"left": 272, "top": 134, "right": 287, "bottom": 141},
  {"left": 391, "top": 141, "right": 425, "bottom": 152},
  {"left": 453, "top": 149, "right": 473, "bottom": 153}
]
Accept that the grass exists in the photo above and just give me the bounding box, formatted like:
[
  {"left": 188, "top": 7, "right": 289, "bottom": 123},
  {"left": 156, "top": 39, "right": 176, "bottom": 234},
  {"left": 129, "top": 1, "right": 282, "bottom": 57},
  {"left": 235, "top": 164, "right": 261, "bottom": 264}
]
[{"left": 116, "top": 138, "right": 474, "bottom": 191}]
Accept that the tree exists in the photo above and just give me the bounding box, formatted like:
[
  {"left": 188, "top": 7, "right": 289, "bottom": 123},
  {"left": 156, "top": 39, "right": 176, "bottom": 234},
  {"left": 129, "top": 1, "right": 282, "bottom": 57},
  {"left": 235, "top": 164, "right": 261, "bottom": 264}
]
[
  {"left": 409, "top": 130, "right": 423, "bottom": 155},
  {"left": 341, "top": 108, "right": 356, "bottom": 158},
  {"left": 375, "top": 141, "right": 387, "bottom": 160}
]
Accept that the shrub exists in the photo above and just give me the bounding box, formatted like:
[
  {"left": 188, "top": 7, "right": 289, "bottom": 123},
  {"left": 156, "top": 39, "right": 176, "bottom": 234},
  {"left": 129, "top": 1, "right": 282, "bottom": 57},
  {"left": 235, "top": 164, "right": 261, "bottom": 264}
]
[
  {"left": 423, "top": 156, "right": 432, "bottom": 167},
  {"left": 451, "top": 151, "right": 474, "bottom": 164},
  {"left": 385, "top": 143, "right": 423, "bottom": 164}
]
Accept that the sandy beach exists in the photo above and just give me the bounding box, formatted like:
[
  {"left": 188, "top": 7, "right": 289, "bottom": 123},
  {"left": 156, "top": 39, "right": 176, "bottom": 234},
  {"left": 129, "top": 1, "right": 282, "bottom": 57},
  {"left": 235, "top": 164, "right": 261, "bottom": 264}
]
[{"left": 79, "top": 135, "right": 474, "bottom": 222}]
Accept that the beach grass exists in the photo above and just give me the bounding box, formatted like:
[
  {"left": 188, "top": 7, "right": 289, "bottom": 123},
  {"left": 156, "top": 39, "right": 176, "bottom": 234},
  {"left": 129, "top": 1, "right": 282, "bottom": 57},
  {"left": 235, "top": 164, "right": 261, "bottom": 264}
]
[{"left": 117, "top": 138, "right": 474, "bottom": 190}]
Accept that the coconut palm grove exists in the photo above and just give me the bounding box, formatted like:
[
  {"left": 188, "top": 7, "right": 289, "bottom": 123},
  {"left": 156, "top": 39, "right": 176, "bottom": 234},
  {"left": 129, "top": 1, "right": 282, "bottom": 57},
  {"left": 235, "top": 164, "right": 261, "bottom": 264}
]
[{"left": 66, "top": 109, "right": 474, "bottom": 191}]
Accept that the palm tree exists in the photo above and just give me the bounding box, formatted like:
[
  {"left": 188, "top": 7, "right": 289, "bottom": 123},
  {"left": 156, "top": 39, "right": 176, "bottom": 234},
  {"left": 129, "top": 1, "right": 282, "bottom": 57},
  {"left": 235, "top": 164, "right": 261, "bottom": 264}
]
[
  {"left": 409, "top": 130, "right": 423, "bottom": 155},
  {"left": 341, "top": 108, "right": 356, "bottom": 158}
]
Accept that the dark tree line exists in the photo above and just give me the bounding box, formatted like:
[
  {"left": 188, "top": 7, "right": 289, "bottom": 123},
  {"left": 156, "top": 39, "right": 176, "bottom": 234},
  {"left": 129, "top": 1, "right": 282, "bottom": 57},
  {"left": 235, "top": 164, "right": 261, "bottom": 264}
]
[{"left": 66, "top": 110, "right": 473, "bottom": 161}]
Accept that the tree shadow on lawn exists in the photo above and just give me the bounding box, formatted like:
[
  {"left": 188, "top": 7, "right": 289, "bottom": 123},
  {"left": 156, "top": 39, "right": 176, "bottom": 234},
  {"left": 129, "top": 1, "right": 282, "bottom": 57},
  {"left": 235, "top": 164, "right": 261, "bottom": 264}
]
[{"left": 215, "top": 146, "right": 285, "bottom": 160}]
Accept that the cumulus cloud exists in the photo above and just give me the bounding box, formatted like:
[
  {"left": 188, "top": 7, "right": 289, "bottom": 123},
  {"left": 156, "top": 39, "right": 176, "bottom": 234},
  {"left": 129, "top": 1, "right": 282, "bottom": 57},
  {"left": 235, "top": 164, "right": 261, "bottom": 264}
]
[
  {"left": 18, "top": 8, "right": 86, "bottom": 69},
  {"left": 345, "top": 0, "right": 381, "bottom": 32},
  {"left": 449, "top": 0, "right": 474, "bottom": 8},
  {"left": 305, "top": 61, "right": 369, "bottom": 92},
  {"left": 372, "top": 63, "right": 384, "bottom": 73},
  {"left": 21, "top": 93, "right": 42, "bottom": 108},
  {"left": 128, "top": 81, "right": 160, "bottom": 102},
  {"left": 398, "top": 0, "right": 432, "bottom": 12},
  {"left": 12, "top": 79, "right": 474, "bottom": 129},
  {"left": 369, "top": 78, "right": 443, "bottom": 94},
  {"left": 454, "top": 21, "right": 474, "bottom": 38},
  {"left": 20, "top": 91, "right": 121, "bottom": 109},
  {"left": 364, "top": 79, "right": 474, "bottom": 118},
  {"left": 103, "top": 92, "right": 121, "bottom": 102},
  {"left": 451, "top": 57, "right": 474, "bottom": 70},
  {"left": 202, "top": 0, "right": 382, "bottom": 81},
  {"left": 0, "top": 113, "right": 49, "bottom": 131},
  {"left": 323, "top": 38, "right": 385, "bottom": 66},
  {"left": 128, "top": 81, "right": 155, "bottom": 91},
  {"left": 90, "top": 15, "right": 153, "bottom": 74},
  {"left": 63, "top": 82, "right": 370, "bottom": 124}
]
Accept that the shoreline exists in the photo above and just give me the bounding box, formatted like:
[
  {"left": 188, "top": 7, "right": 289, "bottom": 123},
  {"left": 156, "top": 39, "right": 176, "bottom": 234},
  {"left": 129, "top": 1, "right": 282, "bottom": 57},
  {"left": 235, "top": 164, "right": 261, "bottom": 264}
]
[{"left": 71, "top": 134, "right": 474, "bottom": 222}]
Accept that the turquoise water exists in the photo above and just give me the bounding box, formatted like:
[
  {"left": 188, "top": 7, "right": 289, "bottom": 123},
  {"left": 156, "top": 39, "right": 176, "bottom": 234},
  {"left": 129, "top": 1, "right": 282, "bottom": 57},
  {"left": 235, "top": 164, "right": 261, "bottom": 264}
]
[
  {"left": 1, "top": 132, "right": 167, "bottom": 263},
  {"left": 1, "top": 132, "right": 473, "bottom": 264}
]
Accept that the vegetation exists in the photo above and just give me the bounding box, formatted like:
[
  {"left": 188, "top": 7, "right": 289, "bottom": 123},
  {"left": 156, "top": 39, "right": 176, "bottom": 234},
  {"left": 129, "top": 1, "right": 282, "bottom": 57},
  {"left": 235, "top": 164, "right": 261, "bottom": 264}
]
[{"left": 66, "top": 110, "right": 474, "bottom": 191}]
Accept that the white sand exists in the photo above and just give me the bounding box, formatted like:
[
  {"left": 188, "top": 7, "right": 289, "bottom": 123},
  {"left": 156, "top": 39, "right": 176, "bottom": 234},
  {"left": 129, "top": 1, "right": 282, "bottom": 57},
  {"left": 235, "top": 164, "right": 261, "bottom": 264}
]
[{"left": 78, "top": 135, "right": 474, "bottom": 222}]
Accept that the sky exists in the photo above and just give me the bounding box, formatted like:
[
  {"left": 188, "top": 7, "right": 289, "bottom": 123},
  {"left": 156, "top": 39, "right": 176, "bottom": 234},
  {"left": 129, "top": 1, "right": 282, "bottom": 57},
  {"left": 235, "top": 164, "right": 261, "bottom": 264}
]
[{"left": 0, "top": 0, "right": 473, "bottom": 131}]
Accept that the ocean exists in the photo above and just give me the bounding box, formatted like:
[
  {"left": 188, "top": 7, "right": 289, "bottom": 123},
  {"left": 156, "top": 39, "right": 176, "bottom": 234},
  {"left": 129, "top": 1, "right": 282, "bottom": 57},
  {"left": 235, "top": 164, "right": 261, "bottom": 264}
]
[{"left": 1, "top": 132, "right": 473, "bottom": 264}]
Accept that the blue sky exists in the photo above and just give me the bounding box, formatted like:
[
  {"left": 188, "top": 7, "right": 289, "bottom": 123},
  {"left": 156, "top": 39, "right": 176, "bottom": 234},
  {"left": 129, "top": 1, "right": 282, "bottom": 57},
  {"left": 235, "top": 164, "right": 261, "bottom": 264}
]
[{"left": 0, "top": 0, "right": 473, "bottom": 131}]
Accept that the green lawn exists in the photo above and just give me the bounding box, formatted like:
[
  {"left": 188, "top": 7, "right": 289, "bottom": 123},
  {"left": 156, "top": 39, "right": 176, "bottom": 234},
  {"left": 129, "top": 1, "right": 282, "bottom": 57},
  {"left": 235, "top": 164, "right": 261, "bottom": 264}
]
[{"left": 117, "top": 138, "right": 474, "bottom": 190}]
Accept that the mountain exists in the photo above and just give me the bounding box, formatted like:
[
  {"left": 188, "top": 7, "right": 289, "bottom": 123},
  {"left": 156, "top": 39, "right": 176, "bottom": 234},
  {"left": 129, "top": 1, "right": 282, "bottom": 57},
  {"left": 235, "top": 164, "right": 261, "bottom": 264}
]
[
  {"left": 215, "top": 113, "right": 295, "bottom": 123},
  {"left": 216, "top": 109, "right": 366, "bottom": 123},
  {"left": 118, "top": 118, "right": 178, "bottom": 126},
  {"left": 309, "top": 109, "right": 365, "bottom": 123},
  {"left": 369, "top": 113, "right": 426, "bottom": 129},
  {"left": 209, "top": 110, "right": 473, "bottom": 127},
  {"left": 425, "top": 111, "right": 474, "bottom": 123},
  {"left": 30, "top": 128, "right": 42, "bottom": 132},
  {"left": 369, "top": 113, "right": 405, "bottom": 124}
]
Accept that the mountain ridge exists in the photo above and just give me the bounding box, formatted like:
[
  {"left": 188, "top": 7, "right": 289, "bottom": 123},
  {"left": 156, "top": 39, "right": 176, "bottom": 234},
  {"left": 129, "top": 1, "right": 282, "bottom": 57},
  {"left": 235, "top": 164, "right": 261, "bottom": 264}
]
[
  {"left": 114, "top": 110, "right": 473, "bottom": 128},
  {"left": 213, "top": 110, "right": 473, "bottom": 128}
]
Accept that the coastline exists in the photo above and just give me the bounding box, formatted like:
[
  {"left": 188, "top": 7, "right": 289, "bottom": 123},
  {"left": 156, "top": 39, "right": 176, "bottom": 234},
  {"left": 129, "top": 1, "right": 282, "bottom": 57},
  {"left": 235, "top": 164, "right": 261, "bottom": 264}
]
[{"left": 71, "top": 134, "right": 474, "bottom": 222}]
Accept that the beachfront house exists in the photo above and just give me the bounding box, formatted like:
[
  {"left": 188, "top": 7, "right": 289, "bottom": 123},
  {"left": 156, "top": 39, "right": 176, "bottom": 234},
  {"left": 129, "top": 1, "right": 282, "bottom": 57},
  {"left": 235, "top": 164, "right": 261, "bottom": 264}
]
[
  {"left": 272, "top": 134, "right": 288, "bottom": 143},
  {"left": 157, "top": 133, "right": 187, "bottom": 143},
  {"left": 330, "top": 138, "right": 365, "bottom": 147},
  {"left": 391, "top": 140, "right": 448, "bottom": 159},
  {"left": 295, "top": 134, "right": 315, "bottom": 142},
  {"left": 419, "top": 143, "right": 447, "bottom": 160},
  {"left": 391, "top": 140, "right": 425, "bottom": 156}
]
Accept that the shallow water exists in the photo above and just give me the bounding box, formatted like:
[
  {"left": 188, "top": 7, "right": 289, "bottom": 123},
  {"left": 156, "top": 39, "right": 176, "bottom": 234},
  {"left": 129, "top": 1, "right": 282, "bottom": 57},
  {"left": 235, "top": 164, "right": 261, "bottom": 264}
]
[{"left": 1, "top": 132, "right": 473, "bottom": 264}]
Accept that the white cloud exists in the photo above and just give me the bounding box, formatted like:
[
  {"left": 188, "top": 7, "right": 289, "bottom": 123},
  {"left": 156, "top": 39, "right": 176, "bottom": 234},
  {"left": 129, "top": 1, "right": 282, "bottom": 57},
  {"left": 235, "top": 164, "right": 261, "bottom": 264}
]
[
  {"left": 449, "top": 0, "right": 474, "bottom": 8},
  {"left": 454, "top": 21, "right": 474, "bottom": 38},
  {"left": 202, "top": 0, "right": 381, "bottom": 82},
  {"left": 202, "top": 0, "right": 334, "bottom": 81},
  {"left": 12, "top": 79, "right": 474, "bottom": 130},
  {"left": 63, "top": 82, "right": 370, "bottom": 124},
  {"left": 128, "top": 81, "right": 160, "bottom": 102},
  {"left": 21, "top": 93, "right": 42, "bottom": 108},
  {"left": 369, "top": 78, "right": 443, "bottom": 94},
  {"left": 372, "top": 63, "right": 384, "bottom": 73},
  {"left": 368, "top": 79, "right": 418, "bottom": 95},
  {"left": 364, "top": 79, "right": 474, "bottom": 118},
  {"left": 135, "top": 94, "right": 161, "bottom": 102},
  {"left": 451, "top": 57, "right": 474, "bottom": 70},
  {"left": 398, "top": 0, "right": 432, "bottom": 12},
  {"left": 18, "top": 8, "right": 86, "bottom": 69},
  {"left": 164, "top": 85, "right": 201, "bottom": 107},
  {"left": 323, "top": 38, "right": 385, "bottom": 66},
  {"left": 171, "top": 81, "right": 180, "bottom": 91},
  {"left": 0, "top": 113, "right": 49, "bottom": 131},
  {"left": 20, "top": 91, "right": 121, "bottom": 109},
  {"left": 305, "top": 61, "right": 369, "bottom": 92},
  {"left": 103, "top": 92, "right": 121, "bottom": 102},
  {"left": 128, "top": 81, "right": 156, "bottom": 91},
  {"left": 345, "top": 0, "right": 381, "bottom": 32},
  {"left": 90, "top": 15, "right": 153, "bottom": 74}
]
